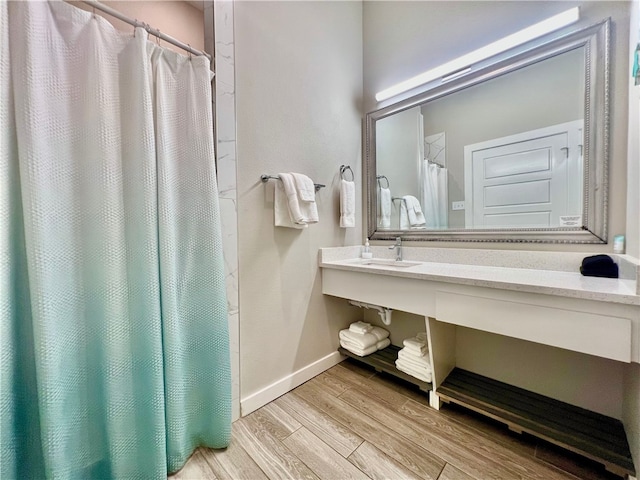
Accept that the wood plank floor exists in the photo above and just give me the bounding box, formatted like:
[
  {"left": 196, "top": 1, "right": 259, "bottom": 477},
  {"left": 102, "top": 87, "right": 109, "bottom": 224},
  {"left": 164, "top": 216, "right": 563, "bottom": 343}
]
[{"left": 169, "top": 360, "right": 623, "bottom": 480}]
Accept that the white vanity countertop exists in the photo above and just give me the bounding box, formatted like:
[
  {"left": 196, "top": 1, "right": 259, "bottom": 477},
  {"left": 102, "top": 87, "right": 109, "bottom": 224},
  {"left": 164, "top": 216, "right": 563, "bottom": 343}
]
[{"left": 319, "top": 247, "right": 640, "bottom": 306}]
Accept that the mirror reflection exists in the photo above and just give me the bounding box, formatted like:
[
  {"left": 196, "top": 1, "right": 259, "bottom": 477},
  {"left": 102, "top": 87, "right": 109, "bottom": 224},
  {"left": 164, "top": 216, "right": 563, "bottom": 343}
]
[
  {"left": 376, "top": 47, "right": 585, "bottom": 231},
  {"left": 367, "top": 19, "right": 609, "bottom": 243}
]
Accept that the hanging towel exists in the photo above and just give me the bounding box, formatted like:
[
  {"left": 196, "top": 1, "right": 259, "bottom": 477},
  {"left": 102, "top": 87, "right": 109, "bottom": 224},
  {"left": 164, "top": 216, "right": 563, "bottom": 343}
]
[
  {"left": 340, "top": 179, "right": 355, "bottom": 228},
  {"left": 275, "top": 180, "right": 307, "bottom": 229},
  {"left": 400, "top": 196, "right": 426, "bottom": 229},
  {"left": 292, "top": 172, "right": 316, "bottom": 202},
  {"left": 379, "top": 187, "right": 391, "bottom": 228},
  {"left": 403, "top": 195, "right": 426, "bottom": 227},
  {"left": 279, "top": 173, "right": 318, "bottom": 225}
]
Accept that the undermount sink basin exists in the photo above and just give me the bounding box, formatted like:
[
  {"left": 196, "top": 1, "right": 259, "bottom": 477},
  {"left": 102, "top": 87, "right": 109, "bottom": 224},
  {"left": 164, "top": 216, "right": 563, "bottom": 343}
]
[{"left": 360, "top": 258, "right": 421, "bottom": 268}]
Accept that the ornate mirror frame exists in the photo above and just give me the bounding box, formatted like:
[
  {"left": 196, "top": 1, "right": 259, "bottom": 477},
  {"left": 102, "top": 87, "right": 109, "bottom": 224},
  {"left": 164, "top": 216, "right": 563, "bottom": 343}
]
[{"left": 366, "top": 19, "right": 610, "bottom": 243}]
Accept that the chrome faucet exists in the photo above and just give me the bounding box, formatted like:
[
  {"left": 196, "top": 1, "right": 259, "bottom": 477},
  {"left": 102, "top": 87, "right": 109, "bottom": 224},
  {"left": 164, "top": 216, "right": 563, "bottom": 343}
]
[{"left": 389, "top": 237, "right": 402, "bottom": 261}]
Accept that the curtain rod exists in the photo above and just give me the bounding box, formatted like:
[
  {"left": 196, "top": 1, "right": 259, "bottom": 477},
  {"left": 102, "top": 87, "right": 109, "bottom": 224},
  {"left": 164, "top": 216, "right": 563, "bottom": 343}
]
[{"left": 74, "top": 0, "right": 211, "bottom": 61}]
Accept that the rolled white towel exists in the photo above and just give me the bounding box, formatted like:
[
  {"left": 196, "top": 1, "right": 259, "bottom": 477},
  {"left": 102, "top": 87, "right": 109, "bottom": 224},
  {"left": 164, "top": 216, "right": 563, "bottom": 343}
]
[
  {"left": 340, "top": 180, "right": 355, "bottom": 228},
  {"left": 349, "top": 321, "right": 372, "bottom": 334},
  {"left": 341, "top": 340, "right": 377, "bottom": 357}
]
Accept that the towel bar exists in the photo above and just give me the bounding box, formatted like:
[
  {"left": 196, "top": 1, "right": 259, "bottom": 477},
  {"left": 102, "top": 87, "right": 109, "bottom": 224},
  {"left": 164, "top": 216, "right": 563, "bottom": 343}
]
[{"left": 260, "top": 174, "right": 325, "bottom": 192}]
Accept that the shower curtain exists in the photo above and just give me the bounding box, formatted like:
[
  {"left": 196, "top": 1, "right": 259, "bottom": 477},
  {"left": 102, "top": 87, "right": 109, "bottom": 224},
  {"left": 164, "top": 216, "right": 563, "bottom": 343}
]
[
  {"left": 421, "top": 161, "right": 449, "bottom": 229},
  {"left": 1, "top": 2, "right": 231, "bottom": 478}
]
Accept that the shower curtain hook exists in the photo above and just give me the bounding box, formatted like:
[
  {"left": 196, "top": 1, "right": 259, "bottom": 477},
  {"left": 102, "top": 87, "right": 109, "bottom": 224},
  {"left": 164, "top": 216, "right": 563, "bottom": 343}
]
[
  {"left": 188, "top": 45, "right": 192, "bottom": 60},
  {"left": 133, "top": 20, "right": 137, "bottom": 37},
  {"left": 92, "top": 6, "right": 96, "bottom": 19},
  {"left": 155, "top": 29, "right": 161, "bottom": 45}
]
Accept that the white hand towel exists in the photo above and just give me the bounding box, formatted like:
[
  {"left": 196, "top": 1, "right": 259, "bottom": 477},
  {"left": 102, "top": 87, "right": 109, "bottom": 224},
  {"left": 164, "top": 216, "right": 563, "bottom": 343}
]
[
  {"left": 379, "top": 187, "right": 391, "bottom": 228},
  {"left": 402, "top": 342, "right": 427, "bottom": 356},
  {"left": 292, "top": 172, "right": 316, "bottom": 202},
  {"left": 400, "top": 200, "right": 410, "bottom": 230},
  {"left": 349, "top": 321, "right": 372, "bottom": 334},
  {"left": 403, "top": 195, "right": 426, "bottom": 227},
  {"left": 377, "top": 338, "right": 391, "bottom": 350},
  {"left": 275, "top": 180, "right": 307, "bottom": 229},
  {"left": 340, "top": 180, "right": 355, "bottom": 228},
  {"left": 280, "top": 173, "right": 318, "bottom": 224}
]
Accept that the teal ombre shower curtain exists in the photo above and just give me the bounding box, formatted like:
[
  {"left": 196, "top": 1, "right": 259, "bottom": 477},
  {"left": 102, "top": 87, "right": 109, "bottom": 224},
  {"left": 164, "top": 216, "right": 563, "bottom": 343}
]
[{"left": 0, "top": 2, "right": 231, "bottom": 478}]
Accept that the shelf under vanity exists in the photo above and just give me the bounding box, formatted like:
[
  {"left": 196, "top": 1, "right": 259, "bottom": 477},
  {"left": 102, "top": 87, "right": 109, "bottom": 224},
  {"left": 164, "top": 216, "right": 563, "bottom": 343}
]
[
  {"left": 338, "top": 344, "right": 431, "bottom": 393},
  {"left": 437, "top": 368, "right": 635, "bottom": 478},
  {"left": 321, "top": 246, "right": 639, "bottom": 478}
]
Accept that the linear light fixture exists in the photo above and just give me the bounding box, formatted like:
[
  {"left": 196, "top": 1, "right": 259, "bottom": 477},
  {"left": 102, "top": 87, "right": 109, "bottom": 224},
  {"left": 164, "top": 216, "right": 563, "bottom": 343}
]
[{"left": 375, "top": 7, "right": 580, "bottom": 102}]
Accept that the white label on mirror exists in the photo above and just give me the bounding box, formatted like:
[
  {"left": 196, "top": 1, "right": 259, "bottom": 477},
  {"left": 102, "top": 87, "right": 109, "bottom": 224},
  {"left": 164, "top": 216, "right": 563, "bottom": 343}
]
[{"left": 560, "top": 215, "right": 582, "bottom": 227}]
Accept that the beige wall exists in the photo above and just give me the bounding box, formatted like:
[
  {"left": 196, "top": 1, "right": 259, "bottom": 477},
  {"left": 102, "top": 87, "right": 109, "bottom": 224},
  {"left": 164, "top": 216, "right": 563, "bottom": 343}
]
[
  {"left": 364, "top": 1, "right": 631, "bottom": 252},
  {"left": 623, "top": 0, "right": 640, "bottom": 472},
  {"left": 73, "top": 1, "right": 204, "bottom": 53},
  {"left": 234, "top": 1, "right": 363, "bottom": 406}
]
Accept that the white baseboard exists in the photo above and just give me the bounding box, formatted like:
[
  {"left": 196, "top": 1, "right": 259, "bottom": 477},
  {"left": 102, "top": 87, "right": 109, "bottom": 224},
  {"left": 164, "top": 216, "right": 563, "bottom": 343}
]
[{"left": 240, "top": 351, "right": 345, "bottom": 416}]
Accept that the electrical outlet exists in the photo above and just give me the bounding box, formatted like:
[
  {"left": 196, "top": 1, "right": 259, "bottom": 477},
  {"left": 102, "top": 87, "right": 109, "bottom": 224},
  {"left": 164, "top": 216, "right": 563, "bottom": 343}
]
[{"left": 452, "top": 201, "right": 465, "bottom": 211}]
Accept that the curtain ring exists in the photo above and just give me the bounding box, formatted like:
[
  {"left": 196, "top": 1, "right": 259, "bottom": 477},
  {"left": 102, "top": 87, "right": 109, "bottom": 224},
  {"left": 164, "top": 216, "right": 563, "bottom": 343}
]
[
  {"left": 155, "top": 29, "right": 161, "bottom": 45},
  {"left": 188, "top": 44, "right": 192, "bottom": 60},
  {"left": 133, "top": 20, "right": 137, "bottom": 37},
  {"left": 92, "top": 6, "right": 96, "bottom": 19}
]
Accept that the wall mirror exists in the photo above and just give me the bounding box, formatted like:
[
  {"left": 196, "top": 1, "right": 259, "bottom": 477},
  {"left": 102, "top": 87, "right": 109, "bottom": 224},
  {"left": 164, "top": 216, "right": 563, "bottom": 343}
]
[{"left": 366, "top": 19, "right": 609, "bottom": 243}]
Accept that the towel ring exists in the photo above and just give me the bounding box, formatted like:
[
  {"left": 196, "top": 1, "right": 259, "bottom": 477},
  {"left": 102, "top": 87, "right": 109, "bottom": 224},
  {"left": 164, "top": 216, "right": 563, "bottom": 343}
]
[
  {"left": 340, "top": 165, "right": 354, "bottom": 182},
  {"left": 376, "top": 175, "right": 390, "bottom": 189}
]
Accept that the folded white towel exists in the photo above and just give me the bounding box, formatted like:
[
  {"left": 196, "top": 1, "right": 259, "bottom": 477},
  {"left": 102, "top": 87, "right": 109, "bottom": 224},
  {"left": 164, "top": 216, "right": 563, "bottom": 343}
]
[
  {"left": 341, "top": 341, "right": 377, "bottom": 357},
  {"left": 275, "top": 180, "right": 307, "bottom": 229},
  {"left": 379, "top": 187, "right": 391, "bottom": 228},
  {"left": 403, "top": 195, "right": 426, "bottom": 227},
  {"left": 280, "top": 173, "right": 319, "bottom": 225},
  {"left": 340, "top": 337, "right": 391, "bottom": 357},
  {"left": 369, "top": 326, "right": 390, "bottom": 342},
  {"left": 340, "top": 180, "right": 356, "bottom": 228},
  {"left": 292, "top": 173, "right": 316, "bottom": 202},
  {"left": 403, "top": 335, "right": 428, "bottom": 355},
  {"left": 397, "top": 349, "right": 432, "bottom": 372},
  {"left": 395, "top": 360, "right": 432, "bottom": 382},
  {"left": 349, "top": 321, "right": 372, "bottom": 334},
  {"left": 339, "top": 326, "right": 389, "bottom": 349}
]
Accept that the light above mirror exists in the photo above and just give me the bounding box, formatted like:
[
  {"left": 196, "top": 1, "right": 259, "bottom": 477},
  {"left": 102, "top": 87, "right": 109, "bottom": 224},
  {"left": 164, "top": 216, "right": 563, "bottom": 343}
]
[
  {"left": 375, "top": 7, "right": 580, "bottom": 102},
  {"left": 365, "top": 19, "right": 610, "bottom": 243}
]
